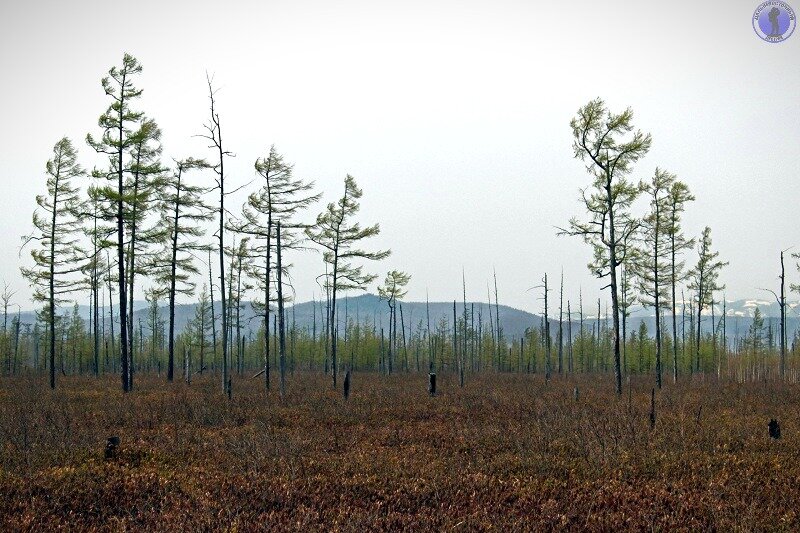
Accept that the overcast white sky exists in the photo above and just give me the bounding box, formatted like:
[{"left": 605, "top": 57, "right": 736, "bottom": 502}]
[{"left": 1, "top": 0, "right": 798, "bottom": 315}]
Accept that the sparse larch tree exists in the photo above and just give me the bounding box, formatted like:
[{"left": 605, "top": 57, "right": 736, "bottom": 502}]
[
  {"left": 560, "top": 98, "right": 652, "bottom": 394},
  {"left": 665, "top": 180, "right": 695, "bottom": 382},
  {"left": 378, "top": 270, "right": 411, "bottom": 375},
  {"left": 237, "top": 146, "right": 319, "bottom": 391},
  {"left": 687, "top": 227, "right": 727, "bottom": 373},
  {"left": 21, "top": 137, "right": 86, "bottom": 389},
  {"left": 86, "top": 53, "right": 145, "bottom": 392},
  {"left": 149, "top": 158, "right": 211, "bottom": 382},
  {"left": 306, "top": 175, "right": 390, "bottom": 388},
  {"left": 124, "top": 117, "right": 165, "bottom": 386},
  {"left": 190, "top": 283, "right": 213, "bottom": 375},
  {"left": 635, "top": 168, "right": 675, "bottom": 389}
]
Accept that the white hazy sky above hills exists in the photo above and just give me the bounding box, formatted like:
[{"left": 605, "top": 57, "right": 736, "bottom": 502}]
[{"left": 0, "top": 0, "right": 798, "bottom": 315}]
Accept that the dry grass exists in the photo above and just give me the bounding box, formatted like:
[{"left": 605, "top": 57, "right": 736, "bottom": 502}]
[{"left": 0, "top": 372, "right": 798, "bottom": 531}]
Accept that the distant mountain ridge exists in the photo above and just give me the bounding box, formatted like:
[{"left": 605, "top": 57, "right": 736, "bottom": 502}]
[{"left": 11, "top": 294, "right": 800, "bottom": 342}]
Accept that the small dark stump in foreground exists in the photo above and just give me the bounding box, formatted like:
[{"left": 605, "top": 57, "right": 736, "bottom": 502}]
[
  {"left": 105, "top": 436, "right": 120, "bottom": 459},
  {"left": 428, "top": 373, "right": 436, "bottom": 396},
  {"left": 343, "top": 369, "right": 351, "bottom": 400},
  {"left": 769, "top": 419, "right": 781, "bottom": 439}
]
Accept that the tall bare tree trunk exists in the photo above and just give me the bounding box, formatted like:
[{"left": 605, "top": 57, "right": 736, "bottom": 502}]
[
  {"left": 487, "top": 285, "right": 495, "bottom": 370},
  {"left": 277, "top": 222, "right": 286, "bottom": 399},
  {"left": 567, "top": 300, "right": 573, "bottom": 373},
  {"left": 493, "top": 269, "right": 501, "bottom": 369},
  {"left": 204, "top": 80, "right": 230, "bottom": 399},
  {"left": 558, "top": 271, "right": 564, "bottom": 374},
  {"left": 208, "top": 249, "right": 217, "bottom": 372},
  {"left": 453, "top": 300, "right": 459, "bottom": 381},
  {"left": 462, "top": 270, "right": 468, "bottom": 377},
  {"left": 780, "top": 251, "right": 786, "bottom": 378},
  {"left": 544, "top": 274, "right": 551, "bottom": 382},
  {"left": 426, "top": 291, "right": 432, "bottom": 372}
]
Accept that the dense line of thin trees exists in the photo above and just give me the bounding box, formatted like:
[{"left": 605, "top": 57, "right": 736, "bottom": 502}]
[{"left": 2, "top": 288, "right": 800, "bottom": 385}]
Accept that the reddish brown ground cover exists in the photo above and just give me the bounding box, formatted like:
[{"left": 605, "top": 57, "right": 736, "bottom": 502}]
[{"left": 0, "top": 373, "right": 797, "bottom": 531}]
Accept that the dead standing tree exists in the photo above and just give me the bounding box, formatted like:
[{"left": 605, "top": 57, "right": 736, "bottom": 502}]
[
  {"left": 558, "top": 271, "right": 564, "bottom": 374},
  {"left": 762, "top": 248, "right": 791, "bottom": 378},
  {"left": 542, "top": 275, "right": 552, "bottom": 382},
  {"left": 198, "top": 75, "right": 235, "bottom": 398},
  {"left": 493, "top": 268, "right": 501, "bottom": 370},
  {"left": 544, "top": 274, "right": 552, "bottom": 382},
  {"left": 461, "top": 270, "right": 468, "bottom": 386},
  {"left": 559, "top": 98, "right": 652, "bottom": 395}
]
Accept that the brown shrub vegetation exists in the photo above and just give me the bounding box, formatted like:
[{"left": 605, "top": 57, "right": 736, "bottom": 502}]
[{"left": 0, "top": 373, "right": 797, "bottom": 531}]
